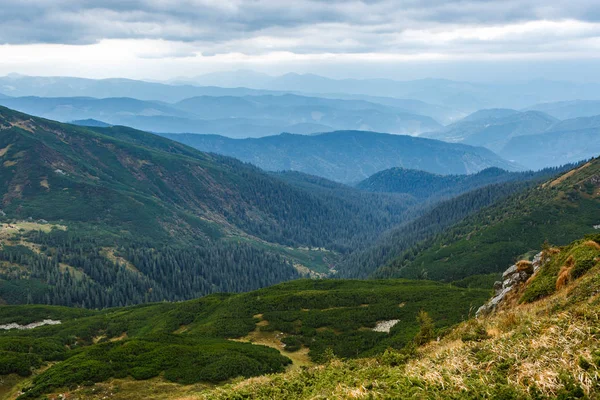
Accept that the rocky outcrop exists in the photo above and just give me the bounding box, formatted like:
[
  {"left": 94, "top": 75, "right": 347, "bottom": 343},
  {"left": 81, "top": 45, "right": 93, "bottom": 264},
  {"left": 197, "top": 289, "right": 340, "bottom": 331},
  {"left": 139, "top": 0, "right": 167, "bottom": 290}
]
[{"left": 476, "top": 252, "right": 544, "bottom": 317}]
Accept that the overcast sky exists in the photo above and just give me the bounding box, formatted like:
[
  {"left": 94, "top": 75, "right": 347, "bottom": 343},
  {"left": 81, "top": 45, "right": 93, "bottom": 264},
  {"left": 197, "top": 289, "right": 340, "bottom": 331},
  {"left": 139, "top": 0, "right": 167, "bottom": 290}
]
[{"left": 1, "top": 0, "right": 599, "bottom": 82}]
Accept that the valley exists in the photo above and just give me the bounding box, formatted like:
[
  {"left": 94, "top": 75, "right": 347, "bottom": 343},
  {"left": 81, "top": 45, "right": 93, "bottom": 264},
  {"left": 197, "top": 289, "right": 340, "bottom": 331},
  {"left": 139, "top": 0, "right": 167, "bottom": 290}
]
[{"left": 0, "top": 72, "right": 599, "bottom": 400}]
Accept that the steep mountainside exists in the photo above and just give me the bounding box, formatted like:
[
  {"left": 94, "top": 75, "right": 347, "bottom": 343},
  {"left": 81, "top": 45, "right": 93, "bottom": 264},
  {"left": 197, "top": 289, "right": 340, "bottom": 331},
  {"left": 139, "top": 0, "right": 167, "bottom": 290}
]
[
  {"left": 337, "top": 164, "right": 574, "bottom": 279},
  {"left": 161, "top": 130, "right": 519, "bottom": 183},
  {"left": 0, "top": 106, "right": 418, "bottom": 307},
  {"left": 0, "top": 279, "right": 488, "bottom": 399},
  {"left": 424, "top": 110, "right": 557, "bottom": 152},
  {"left": 374, "top": 159, "right": 600, "bottom": 282}
]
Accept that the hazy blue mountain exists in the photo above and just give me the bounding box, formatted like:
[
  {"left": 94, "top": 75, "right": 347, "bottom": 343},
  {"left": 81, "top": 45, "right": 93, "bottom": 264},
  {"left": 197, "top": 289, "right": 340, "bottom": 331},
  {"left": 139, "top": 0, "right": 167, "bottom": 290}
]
[
  {"left": 524, "top": 100, "right": 600, "bottom": 119},
  {"left": 175, "top": 94, "right": 442, "bottom": 135},
  {"left": 0, "top": 93, "right": 441, "bottom": 137},
  {"left": 459, "top": 108, "right": 520, "bottom": 122},
  {"left": 189, "top": 71, "right": 600, "bottom": 110},
  {"left": 6, "top": 74, "right": 600, "bottom": 114},
  {"left": 545, "top": 115, "right": 600, "bottom": 133},
  {"left": 0, "top": 92, "right": 8, "bottom": 99},
  {"left": 306, "top": 93, "right": 465, "bottom": 125},
  {"left": 0, "top": 96, "right": 192, "bottom": 122},
  {"left": 70, "top": 118, "right": 112, "bottom": 127},
  {"left": 424, "top": 110, "right": 557, "bottom": 152},
  {"left": 0, "top": 74, "right": 282, "bottom": 103},
  {"left": 500, "top": 115, "right": 600, "bottom": 169},
  {"left": 160, "top": 130, "right": 520, "bottom": 183}
]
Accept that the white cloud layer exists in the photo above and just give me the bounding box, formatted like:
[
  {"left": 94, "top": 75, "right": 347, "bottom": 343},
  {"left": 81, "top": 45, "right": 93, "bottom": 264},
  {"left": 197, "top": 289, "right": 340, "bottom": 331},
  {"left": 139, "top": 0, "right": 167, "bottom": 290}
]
[{"left": 0, "top": 0, "right": 599, "bottom": 80}]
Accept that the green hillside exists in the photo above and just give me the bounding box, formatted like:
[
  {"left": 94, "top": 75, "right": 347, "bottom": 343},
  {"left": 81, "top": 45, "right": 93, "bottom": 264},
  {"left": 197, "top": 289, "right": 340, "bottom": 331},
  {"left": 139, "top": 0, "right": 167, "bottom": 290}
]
[
  {"left": 375, "top": 158, "right": 600, "bottom": 281},
  {"left": 355, "top": 166, "right": 569, "bottom": 201},
  {"left": 0, "top": 106, "right": 416, "bottom": 307},
  {"left": 195, "top": 234, "right": 600, "bottom": 400},
  {"left": 0, "top": 279, "right": 487, "bottom": 399}
]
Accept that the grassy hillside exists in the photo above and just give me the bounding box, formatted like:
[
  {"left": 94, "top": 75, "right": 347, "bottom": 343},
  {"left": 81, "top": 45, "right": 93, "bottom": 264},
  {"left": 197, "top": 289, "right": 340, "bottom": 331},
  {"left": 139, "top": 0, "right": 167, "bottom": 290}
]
[
  {"left": 161, "top": 130, "right": 519, "bottom": 183},
  {"left": 375, "top": 158, "right": 600, "bottom": 282},
  {"left": 190, "top": 235, "right": 600, "bottom": 400},
  {"left": 6, "top": 235, "right": 596, "bottom": 399},
  {"left": 0, "top": 106, "right": 418, "bottom": 307},
  {"left": 0, "top": 279, "right": 487, "bottom": 399}
]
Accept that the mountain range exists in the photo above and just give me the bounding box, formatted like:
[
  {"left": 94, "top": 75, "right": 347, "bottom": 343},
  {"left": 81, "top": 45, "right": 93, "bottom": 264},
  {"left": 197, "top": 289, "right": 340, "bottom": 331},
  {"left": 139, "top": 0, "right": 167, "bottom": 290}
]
[
  {"left": 0, "top": 104, "right": 599, "bottom": 399},
  {"left": 161, "top": 130, "right": 519, "bottom": 183},
  {"left": 424, "top": 108, "right": 600, "bottom": 170},
  {"left": 525, "top": 99, "right": 600, "bottom": 119},
  {"left": 0, "top": 93, "right": 442, "bottom": 138},
  {"left": 0, "top": 106, "right": 424, "bottom": 307},
  {"left": 423, "top": 109, "right": 558, "bottom": 152}
]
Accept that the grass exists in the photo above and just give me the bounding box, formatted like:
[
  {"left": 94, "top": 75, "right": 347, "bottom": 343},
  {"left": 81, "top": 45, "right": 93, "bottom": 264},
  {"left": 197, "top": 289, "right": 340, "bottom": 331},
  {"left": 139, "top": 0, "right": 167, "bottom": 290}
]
[
  {"left": 191, "top": 236, "right": 600, "bottom": 399},
  {"left": 0, "top": 279, "right": 487, "bottom": 399}
]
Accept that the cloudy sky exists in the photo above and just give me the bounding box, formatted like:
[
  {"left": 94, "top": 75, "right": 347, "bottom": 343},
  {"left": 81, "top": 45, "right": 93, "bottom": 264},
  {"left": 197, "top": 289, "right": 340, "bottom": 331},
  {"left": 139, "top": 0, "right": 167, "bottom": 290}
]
[{"left": 1, "top": 0, "right": 600, "bottom": 81}]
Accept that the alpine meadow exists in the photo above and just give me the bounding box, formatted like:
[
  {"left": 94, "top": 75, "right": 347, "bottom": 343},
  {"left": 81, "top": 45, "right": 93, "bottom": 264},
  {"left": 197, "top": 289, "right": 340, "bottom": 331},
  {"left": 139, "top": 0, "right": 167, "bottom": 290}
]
[{"left": 1, "top": 1, "right": 600, "bottom": 399}]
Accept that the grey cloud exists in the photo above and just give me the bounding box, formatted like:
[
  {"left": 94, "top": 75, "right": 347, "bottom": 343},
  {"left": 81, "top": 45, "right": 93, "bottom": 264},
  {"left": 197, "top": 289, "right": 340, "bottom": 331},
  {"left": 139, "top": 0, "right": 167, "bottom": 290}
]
[{"left": 0, "top": 0, "right": 599, "bottom": 57}]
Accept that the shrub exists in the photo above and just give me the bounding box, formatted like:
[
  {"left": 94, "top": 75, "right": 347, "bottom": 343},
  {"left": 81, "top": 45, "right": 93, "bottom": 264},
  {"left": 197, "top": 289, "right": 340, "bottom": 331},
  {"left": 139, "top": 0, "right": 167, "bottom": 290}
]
[{"left": 281, "top": 336, "right": 302, "bottom": 352}]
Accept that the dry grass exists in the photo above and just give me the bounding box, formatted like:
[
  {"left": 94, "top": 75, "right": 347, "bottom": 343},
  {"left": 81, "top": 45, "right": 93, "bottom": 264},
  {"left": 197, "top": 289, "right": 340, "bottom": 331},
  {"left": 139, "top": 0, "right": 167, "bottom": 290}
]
[
  {"left": 584, "top": 240, "right": 600, "bottom": 250},
  {"left": 0, "top": 144, "right": 12, "bottom": 157},
  {"left": 556, "top": 255, "right": 575, "bottom": 291}
]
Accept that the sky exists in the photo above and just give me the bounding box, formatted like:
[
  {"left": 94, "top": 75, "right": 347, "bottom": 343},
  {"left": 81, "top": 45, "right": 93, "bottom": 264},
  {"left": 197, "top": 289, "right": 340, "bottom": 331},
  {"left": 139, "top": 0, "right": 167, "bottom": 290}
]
[{"left": 1, "top": 0, "right": 600, "bottom": 82}]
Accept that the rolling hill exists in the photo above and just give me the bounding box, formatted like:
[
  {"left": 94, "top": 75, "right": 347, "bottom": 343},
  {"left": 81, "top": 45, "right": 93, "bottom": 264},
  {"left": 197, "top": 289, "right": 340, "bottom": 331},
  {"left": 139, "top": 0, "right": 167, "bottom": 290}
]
[
  {"left": 0, "top": 279, "right": 488, "bottom": 399},
  {"left": 161, "top": 130, "right": 519, "bottom": 183}
]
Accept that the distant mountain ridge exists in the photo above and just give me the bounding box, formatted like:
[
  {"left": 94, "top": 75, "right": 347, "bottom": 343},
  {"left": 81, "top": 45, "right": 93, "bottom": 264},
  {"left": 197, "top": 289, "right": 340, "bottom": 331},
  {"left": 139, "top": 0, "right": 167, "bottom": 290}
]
[
  {"left": 424, "top": 110, "right": 558, "bottom": 152},
  {"left": 70, "top": 118, "right": 112, "bottom": 127},
  {"left": 0, "top": 93, "right": 442, "bottom": 138},
  {"left": 356, "top": 167, "right": 522, "bottom": 200},
  {"left": 525, "top": 100, "right": 600, "bottom": 119},
  {"left": 161, "top": 130, "right": 519, "bottom": 183},
  {"left": 188, "top": 71, "right": 600, "bottom": 110}
]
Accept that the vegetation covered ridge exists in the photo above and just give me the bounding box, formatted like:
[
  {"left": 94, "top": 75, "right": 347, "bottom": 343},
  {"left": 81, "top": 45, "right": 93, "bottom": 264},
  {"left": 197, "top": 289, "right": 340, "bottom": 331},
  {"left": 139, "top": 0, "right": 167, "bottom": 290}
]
[
  {"left": 0, "top": 279, "right": 487, "bottom": 399},
  {"left": 192, "top": 234, "right": 600, "bottom": 399}
]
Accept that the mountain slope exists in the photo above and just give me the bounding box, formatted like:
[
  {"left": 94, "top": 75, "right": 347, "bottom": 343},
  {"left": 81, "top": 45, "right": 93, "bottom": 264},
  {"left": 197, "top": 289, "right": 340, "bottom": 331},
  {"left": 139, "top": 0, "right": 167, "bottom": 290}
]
[
  {"left": 195, "top": 235, "right": 600, "bottom": 400},
  {"left": 374, "top": 159, "right": 600, "bottom": 281},
  {"left": 0, "top": 106, "right": 418, "bottom": 307},
  {"left": 161, "top": 130, "right": 519, "bottom": 183},
  {"left": 425, "top": 110, "right": 558, "bottom": 152},
  {"left": 356, "top": 167, "right": 527, "bottom": 201},
  {"left": 0, "top": 279, "right": 488, "bottom": 399},
  {"left": 337, "top": 164, "right": 574, "bottom": 279}
]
